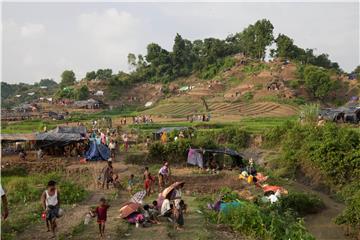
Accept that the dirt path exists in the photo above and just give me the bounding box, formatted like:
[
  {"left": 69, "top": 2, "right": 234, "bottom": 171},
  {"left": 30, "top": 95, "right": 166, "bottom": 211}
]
[{"left": 292, "top": 181, "right": 350, "bottom": 240}]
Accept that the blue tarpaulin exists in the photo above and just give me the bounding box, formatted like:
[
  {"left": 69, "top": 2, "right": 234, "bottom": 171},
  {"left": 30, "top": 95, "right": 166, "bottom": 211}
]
[{"left": 85, "top": 140, "right": 110, "bottom": 161}]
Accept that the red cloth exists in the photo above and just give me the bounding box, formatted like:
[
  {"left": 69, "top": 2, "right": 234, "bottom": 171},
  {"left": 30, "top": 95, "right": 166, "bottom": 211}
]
[
  {"left": 144, "top": 179, "right": 151, "bottom": 189},
  {"left": 96, "top": 205, "right": 109, "bottom": 221}
]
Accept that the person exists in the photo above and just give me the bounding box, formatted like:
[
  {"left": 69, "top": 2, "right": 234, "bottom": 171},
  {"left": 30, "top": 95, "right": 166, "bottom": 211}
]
[
  {"left": 158, "top": 161, "right": 170, "bottom": 192},
  {"left": 174, "top": 200, "right": 186, "bottom": 230},
  {"left": 19, "top": 149, "right": 26, "bottom": 161},
  {"left": 160, "top": 197, "right": 172, "bottom": 218},
  {"left": 172, "top": 183, "right": 183, "bottom": 209},
  {"left": 144, "top": 173, "right": 154, "bottom": 196},
  {"left": 37, "top": 148, "right": 44, "bottom": 161},
  {"left": 127, "top": 174, "right": 135, "bottom": 194},
  {"left": 123, "top": 134, "right": 129, "bottom": 152},
  {"left": 109, "top": 139, "right": 116, "bottom": 159},
  {"left": 1, "top": 184, "right": 9, "bottom": 220},
  {"left": 95, "top": 198, "right": 110, "bottom": 238},
  {"left": 160, "top": 132, "right": 167, "bottom": 144},
  {"left": 102, "top": 161, "right": 114, "bottom": 189},
  {"left": 143, "top": 204, "right": 159, "bottom": 225},
  {"left": 145, "top": 136, "right": 151, "bottom": 148},
  {"left": 41, "top": 180, "right": 60, "bottom": 238}
]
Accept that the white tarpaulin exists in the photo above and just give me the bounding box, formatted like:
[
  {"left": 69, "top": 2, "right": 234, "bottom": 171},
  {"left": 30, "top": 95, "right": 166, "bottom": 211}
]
[{"left": 145, "top": 101, "right": 153, "bottom": 107}]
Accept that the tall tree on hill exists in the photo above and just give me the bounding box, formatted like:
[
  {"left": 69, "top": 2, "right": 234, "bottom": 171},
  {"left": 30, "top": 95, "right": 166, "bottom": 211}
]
[
  {"left": 60, "top": 70, "right": 76, "bottom": 89},
  {"left": 172, "top": 33, "right": 195, "bottom": 77},
  {"left": 96, "top": 69, "right": 112, "bottom": 81},
  {"left": 85, "top": 71, "right": 96, "bottom": 81},
  {"left": 303, "top": 66, "right": 333, "bottom": 99},
  {"left": 239, "top": 19, "right": 274, "bottom": 60},
  {"left": 253, "top": 19, "right": 274, "bottom": 60},
  {"left": 146, "top": 43, "right": 173, "bottom": 82},
  {"left": 127, "top": 53, "right": 137, "bottom": 71},
  {"left": 76, "top": 85, "right": 89, "bottom": 100}
]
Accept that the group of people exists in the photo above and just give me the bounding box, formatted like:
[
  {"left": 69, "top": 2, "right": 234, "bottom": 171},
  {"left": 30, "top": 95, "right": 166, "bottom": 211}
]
[
  {"left": 132, "top": 115, "right": 153, "bottom": 124},
  {"left": 187, "top": 114, "right": 210, "bottom": 122}
]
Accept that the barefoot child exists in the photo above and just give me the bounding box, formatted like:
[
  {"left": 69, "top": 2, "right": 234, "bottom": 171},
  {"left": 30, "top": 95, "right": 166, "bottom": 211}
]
[
  {"left": 41, "top": 180, "right": 60, "bottom": 238},
  {"left": 96, "top": 198, "right": 110, "bottom": 238}
]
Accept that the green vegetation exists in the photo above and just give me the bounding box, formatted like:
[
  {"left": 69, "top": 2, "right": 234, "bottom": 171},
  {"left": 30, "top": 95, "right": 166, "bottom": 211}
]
[
  {"left": 273, "top": 34, "right": 340, "bottom": 71},
  {"left": 198, "top": 190, "right": 316, "bottom": 240},
  {"left": 59, "top": 70, "right": 76, "bottom": 89},
  {"left": 1, "top": 169, "right": 88, "bottom": 240},
  {"left": 264, "top": 121, "right": 360, "bottom": 232}
]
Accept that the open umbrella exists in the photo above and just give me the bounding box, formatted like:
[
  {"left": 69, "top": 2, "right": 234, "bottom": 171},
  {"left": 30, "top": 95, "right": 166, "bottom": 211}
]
[
  {"left": 161, "top": 181, "right": 185, "bottom": 199},
  {"left": 119, "top": 202, "right": 140, "bottom": 219},
  {"left": 130, "top": 190, "right": 146, "bottom": 204}
]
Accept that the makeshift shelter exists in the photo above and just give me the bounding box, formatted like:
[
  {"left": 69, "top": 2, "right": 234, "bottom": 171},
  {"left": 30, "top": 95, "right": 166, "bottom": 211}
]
[
  {"left": 144, "top": 101, "right": 153, "bottom": 107},
  {"left": 36, "top": 126, "right": 87, "bottom": 148},
  {"left": 187, "top": 148, "right": 245, "bottom": 169},
  {"left": 73, "top": 98, "right": 102, "bottom": 109},
  {"left": 85, "top": 140, "right": 110, "bottom": 161}
]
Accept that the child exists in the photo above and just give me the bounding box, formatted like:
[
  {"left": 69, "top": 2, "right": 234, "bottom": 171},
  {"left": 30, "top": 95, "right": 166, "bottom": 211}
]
[
  {"left": 41, "top": 180, "right": 61, "bottom": 238},
  {"left": 143, "top": 204, "right": 160, "bottom": 225},
  {"left": 127, "top": 174, "right": 135, "bottom": 194},
  {"left": 96, "top": 198, "right": 110, "bottom": 238},
  {"left": 174, "top": 200, "right": 186, "bottom": 230}
]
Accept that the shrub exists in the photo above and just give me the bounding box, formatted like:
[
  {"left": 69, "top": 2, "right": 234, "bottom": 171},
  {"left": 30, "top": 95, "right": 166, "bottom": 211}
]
[
  {"left": 300, "top": 103, "right": 320, "bottom": 123},
  {"left": 59, "top": 181, "right": 88, "bottom": 204},
  {"left": 275, "top": 192, "right": 324, "bottom": 216}
]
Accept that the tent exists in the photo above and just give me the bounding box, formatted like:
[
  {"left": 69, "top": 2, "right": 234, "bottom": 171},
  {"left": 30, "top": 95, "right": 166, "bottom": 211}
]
[
  {"left": 36, "top": 126, "right": 87, "bottom": 148},
  {"left": 188, "top": 148, "right": 245, "bottom": 169},
  {"left": 85, "top": 140, "right": 110, "bottom": 161}
]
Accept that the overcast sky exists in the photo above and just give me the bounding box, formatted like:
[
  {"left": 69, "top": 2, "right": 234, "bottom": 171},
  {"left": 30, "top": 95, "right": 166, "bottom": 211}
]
[{"left": 2, "top": 2, "right": 359, "bottom": 84}]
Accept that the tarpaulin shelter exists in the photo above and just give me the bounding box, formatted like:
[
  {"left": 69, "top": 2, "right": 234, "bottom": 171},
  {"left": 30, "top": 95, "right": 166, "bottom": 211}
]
[
  {"left": 188, "top": 148, "right": 245, "bottom": 169},
  {"left": 36, "top": 126, "right": 87, "bottom": 148},
  {"left": 85, "top": 140, "right": 110, "bottom": 161}
]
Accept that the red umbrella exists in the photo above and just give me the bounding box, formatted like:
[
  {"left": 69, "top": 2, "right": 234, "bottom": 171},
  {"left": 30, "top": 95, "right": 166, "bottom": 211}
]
[{"left": 119, "top": 202, "right": 140, "bottom": 219}]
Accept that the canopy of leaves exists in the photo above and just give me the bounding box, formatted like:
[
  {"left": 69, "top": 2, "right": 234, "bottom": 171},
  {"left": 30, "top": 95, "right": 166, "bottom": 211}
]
[
  {"left": 303, "top": 66, "right": 333, "bottom": 99},
  {"left": 60, "top": 70, "right": 76, "bottom": 89}
]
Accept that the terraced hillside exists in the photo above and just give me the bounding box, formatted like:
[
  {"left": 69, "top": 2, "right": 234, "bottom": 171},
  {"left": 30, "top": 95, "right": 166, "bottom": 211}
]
[{"left": 142, "top": 101, "right": 298, "bottom": 118}]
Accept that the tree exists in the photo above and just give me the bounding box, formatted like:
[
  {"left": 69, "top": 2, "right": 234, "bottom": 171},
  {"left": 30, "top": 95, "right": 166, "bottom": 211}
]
[
  {"left": 354, "top": 65, "right": 360, "bottom": 80},
  {"left": 39, "top": 79, "right": 58, "bottom": 87},
  {"left": 96, "top": 69, "right": 112, "bottom": 81},
  {"left": 238, "top": 19, "right": 274, "bottom": 60},
  {"left": 85, "top": 71, "right": 96, "bottom": 81},
  {"left": 127, "top": 53, "right": 137, "bottom": 71},
  {"left": 60, "top": 70, "right": 76, "bottom": 89},
  {"left": 303, "top": 66, "right": 333, "bottom": 99},
  {"left": 76, "top": 85, "right": 89, "bottom": 100}
]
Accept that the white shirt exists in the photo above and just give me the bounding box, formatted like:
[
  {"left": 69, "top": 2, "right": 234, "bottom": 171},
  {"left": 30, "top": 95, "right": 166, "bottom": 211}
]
[
  {"left": 161, "top": 199, "right": 171, "bottom": 215},
  {"left": 268, "top": 194, "right": 278, "bottom": 204},
  {"left": 45, "top": 190, "right": 58, "bottom": 206},
  {"left": 0, "top": 185, "right": 5, "bottom": 197}
]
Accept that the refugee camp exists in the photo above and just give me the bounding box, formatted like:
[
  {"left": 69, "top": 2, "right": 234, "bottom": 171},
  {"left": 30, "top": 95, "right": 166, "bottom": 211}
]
[{"left": 1, "top": 2, "right": 360, "bottom": 240}]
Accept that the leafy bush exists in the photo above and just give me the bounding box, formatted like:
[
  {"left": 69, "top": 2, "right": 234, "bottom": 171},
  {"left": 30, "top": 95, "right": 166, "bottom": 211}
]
[
  {"left": 275, "top": 192, "right": 324, "bottom": 216},
  {"left": 300, "top": 103, "right": 320, "bottom": 123},
  {"left": 242, "top": 92, "right": 254, "bottom": 102},
  {"left": 204, "top": 201, "right": 315, "bottom": 240}
]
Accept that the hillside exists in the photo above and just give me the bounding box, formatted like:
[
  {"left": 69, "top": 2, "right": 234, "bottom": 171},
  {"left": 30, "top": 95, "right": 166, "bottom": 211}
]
[{"left": 77, "top": 57, "right": 357, "bottom": 120}]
